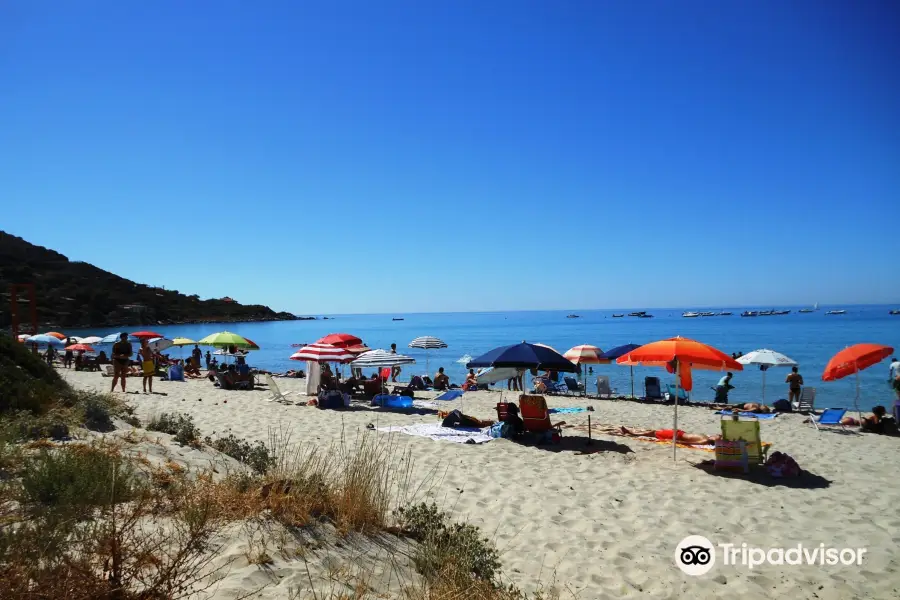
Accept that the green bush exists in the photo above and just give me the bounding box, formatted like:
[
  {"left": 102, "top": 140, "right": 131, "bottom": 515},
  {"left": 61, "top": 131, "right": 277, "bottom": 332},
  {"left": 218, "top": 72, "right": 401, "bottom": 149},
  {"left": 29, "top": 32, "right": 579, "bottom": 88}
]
[
  {"left": 0, "top": 334, "right": 70, "bottom": 415},
  {"left": 204, "top": 433, "right": 273, "bottom": 474},
  {"left": 21, "top": 445, "right": 137, "bottom": 517},
  {"left": 398, "top": 502, "right": 502, "bottom": 584},
  {"left": 147, "top": 412, "right": 200, "bottom": 446},
  {"left": 82, "top": 396, "right": 114, "bottom": 432}
]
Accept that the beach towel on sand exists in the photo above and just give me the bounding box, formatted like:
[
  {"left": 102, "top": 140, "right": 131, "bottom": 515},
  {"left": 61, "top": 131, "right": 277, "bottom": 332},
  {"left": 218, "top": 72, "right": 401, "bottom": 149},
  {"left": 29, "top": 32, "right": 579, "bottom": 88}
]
[
  {"left": 377, "top": 423, "right": 493, "bottom": 444},
  {"left": 549, "top": 407, "right": 587, "bottom": 415},
  {"left": 715, "top": 411, "right": 778, "bottom": 420}
]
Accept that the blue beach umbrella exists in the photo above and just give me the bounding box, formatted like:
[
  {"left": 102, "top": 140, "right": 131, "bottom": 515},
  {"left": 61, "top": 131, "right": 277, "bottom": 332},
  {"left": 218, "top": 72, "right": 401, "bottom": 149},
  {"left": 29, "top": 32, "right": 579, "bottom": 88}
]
[
  {"left": 100, "top": 332, "right": 139, "bottom": 344},
  {"left": 466, "top": 341, "right": 578, "bottom": 373},
  {"left": 25, "top": 334, "right": 65, "bottom": 346},
  {"left": 599, "top": 343, "right": 643, "bottom": 398}
]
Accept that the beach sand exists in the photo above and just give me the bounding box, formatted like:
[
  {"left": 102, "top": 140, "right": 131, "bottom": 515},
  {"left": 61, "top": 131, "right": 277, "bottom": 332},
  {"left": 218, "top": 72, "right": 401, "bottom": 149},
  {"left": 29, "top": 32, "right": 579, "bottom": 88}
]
[{"left": 64, "top": 370, "right": 900, "bottom": 599}]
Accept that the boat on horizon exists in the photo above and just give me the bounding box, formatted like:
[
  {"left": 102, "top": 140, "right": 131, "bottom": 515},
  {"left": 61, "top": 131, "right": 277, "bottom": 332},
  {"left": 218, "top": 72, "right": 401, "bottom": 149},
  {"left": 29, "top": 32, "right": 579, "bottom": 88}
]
[
  {"left": 718, "top": 311, "right": 732, "bottom": 316},
  {"left": 612, "top": 314, "right": 624, "bottom": 318},
  {"left": 890, "top": 310, "right": 900, "bottom": 315},
  {"left": 699, "top": 311, "right": 716, "bottom": 317},
  {"left": 799, "top": 302, "right": 817, "bottom": 313},
  {"left": 741, "top": 311, "right": 758, "bottom": 317},
  {"left": 627, "top": 311, "right": 647, "bottom": 317},
  {"left": 566, "top": 314, "right": 580, "bottom": 319},
  {"left": 392, "top": 317, "right": 404, "bottom": 321},
  {"left": 682, "top": 311, "right": 700, "bottom": 318},
  {"left": 826, "top": 309, "right": 846, "bottom": 315},
  {"left": 638, "top": 313, "right": 654, "bottom": 318}
]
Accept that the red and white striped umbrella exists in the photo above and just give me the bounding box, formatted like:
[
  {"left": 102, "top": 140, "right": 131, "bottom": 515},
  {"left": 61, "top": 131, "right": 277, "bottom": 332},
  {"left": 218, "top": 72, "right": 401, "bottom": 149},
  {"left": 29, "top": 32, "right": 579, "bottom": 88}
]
[
  {"left": 563, "top": 344, "right": 609, "bottom": 364},
  {"left": 290, "top": 343, "right": 356, "bottom": 363}
]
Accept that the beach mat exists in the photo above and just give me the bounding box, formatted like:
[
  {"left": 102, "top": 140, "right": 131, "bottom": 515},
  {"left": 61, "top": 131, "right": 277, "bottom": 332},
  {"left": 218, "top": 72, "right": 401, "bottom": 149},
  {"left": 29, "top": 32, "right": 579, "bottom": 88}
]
[
  {"left": 716, "top": 411, "right": 778, "bottom": 420},
  {"left": 377, "top": 423, "right": 492, "bottom": 444},
  {"left": 435, "top": 390, "right": 464, "bottom": 401},
  {"left": 549, "top": 407, "right": 587, "bottom": 415}
]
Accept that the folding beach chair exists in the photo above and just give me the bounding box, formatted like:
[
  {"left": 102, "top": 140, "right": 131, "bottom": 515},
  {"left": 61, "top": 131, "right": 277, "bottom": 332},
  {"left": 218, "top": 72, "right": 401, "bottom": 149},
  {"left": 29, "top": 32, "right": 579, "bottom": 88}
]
[
  {"left": 532, "top": 376, "right": 565, "bottom": 395},
  {"left": 794, "top": 387, "right": 816, "bottom": 413},
  {"left": 720, "top": 415, "right": 768, "bottom": 466},
  {"left": 595, "top": 376, "right": 616, "bottom": 398},
  {"left": 265, "top": 374, "right": 295, "bottom": 403},
  {"left": 518, "top": 394, "right": 566, "bottom": 434},
  {"left": 563, "top": 376, "right": 583, "bottom": 395},
  {"left": 810, "top": 408, "right": 847, "bottom": 432},
  {"left": 644, "top": 377, "right": 663, "bottom": 401}
]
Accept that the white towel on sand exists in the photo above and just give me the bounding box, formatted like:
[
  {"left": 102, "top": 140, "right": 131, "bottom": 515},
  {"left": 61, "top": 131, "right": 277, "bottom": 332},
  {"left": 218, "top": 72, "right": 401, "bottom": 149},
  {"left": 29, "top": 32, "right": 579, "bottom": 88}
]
[{"left": 377, "top": 423, "right": 492, "bottom": 444}]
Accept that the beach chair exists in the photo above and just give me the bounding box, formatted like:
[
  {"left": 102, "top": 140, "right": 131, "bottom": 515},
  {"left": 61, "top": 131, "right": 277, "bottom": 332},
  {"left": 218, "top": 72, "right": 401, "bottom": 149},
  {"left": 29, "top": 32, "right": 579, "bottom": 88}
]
[
  {"left": 531, "top": 376, "right": 565, "bottom": 395},
  {"left": 518, "top": 394, "right": 566, "bottom": 434},
  {"left": 794, "top": 387, "right": 816, "bottom": 413},
  {"left": 104, "top": 365, "right": 115, "bottom": 377},
  {"left": 720, "top": 416, "right": 768, "bottom": 466},
  {"left": 665, "top": 384, "right": 689, "bottom": 403},
  {"left": 595, "top": 376, "right": 616, "bottom": 398},
  {"left": 714, "top": 439, "right": 749, "bottom": 473},
  {"left": 265, "top": 374, "right": 294, "bottom": 403},
  {"left": 810, "top": 408, "right": 847, "bottom": 432},
  {"left": 563, "top": 376, "right": 583, "bottom": 395},
  {"left": 644, "top": 377, "right": 663, "bottom": 401}
]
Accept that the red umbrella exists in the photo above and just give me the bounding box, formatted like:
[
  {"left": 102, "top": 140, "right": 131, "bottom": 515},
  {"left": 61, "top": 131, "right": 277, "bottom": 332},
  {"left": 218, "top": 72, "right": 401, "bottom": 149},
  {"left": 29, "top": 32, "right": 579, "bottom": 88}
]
[
  {"left": 132, "top": 331, "right": 163, "bottom": 339},
  {"left": 65, "top": 343, "right": 96, "bottom": 353},
  {"left": 822, "top": 343, "right": 894, "bottom": 417},
  {"left": 316, "top": 333, "right": 363, "bottom": 348},
  {"left": 242, "top": 337, "right": 261, "bottom": 350}
]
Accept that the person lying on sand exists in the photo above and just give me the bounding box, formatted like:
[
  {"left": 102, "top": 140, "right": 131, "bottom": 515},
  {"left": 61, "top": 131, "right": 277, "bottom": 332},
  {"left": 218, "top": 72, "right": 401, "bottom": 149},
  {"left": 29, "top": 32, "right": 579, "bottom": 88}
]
[
  {"left": 618, "top": 426, "right": 719, "bottom": 445},
  {"left": 738, "top": 403, "right": 772, "bottom": 413}
]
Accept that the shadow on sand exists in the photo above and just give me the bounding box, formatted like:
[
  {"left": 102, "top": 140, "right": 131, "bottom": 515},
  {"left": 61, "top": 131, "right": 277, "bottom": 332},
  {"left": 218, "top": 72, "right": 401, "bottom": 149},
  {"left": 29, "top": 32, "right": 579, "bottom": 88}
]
[{"left": 692, "top": 461, "right": 832, "bottom": 489}]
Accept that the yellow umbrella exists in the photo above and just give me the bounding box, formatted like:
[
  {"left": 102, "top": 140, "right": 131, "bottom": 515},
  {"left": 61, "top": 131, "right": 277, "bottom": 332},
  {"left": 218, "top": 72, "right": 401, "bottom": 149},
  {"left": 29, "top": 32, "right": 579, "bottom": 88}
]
[{"left": 171, "top": 337, "right": 197, "bottom": 346}]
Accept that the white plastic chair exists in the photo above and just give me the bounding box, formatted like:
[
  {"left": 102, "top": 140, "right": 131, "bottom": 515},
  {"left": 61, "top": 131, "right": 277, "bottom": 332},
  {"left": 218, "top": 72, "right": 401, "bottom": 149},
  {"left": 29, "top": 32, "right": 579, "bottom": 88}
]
[{"left": 265, "top": 374, "right": 295, "bottom": 404}]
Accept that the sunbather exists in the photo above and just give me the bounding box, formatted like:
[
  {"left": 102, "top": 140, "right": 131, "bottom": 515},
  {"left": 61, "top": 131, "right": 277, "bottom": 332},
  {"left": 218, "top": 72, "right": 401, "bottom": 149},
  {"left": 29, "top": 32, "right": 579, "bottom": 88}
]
[
  {"left": 464, "top": 369, "right": 478, "bottom": 391},
  {"left": 434, "top": 367, "right": 450, "bottom": 390},
  {"left": 619, "top": 425, "right": 719, "bottom": 445},
  {"left": 737, "top": 403, "right": 772, "bottom": 413}
]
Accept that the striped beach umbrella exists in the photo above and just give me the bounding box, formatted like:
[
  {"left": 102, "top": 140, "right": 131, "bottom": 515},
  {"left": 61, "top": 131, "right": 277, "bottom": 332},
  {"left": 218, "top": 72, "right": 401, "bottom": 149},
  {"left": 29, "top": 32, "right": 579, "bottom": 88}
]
[
  {"left": 290, "top": 343, "right": 356, "bottom": 363},
  {"left": 26, "top": 334, "right": 66, "bottom": 346},
  {"left": 409, "top": 336, "right": 448, "bottom": 375},
  {"left": 44, "top": 332, "right": 67, "bottom": 340},
  {"left": 351, "top": 349, "right": 416, "bottom": 368}
]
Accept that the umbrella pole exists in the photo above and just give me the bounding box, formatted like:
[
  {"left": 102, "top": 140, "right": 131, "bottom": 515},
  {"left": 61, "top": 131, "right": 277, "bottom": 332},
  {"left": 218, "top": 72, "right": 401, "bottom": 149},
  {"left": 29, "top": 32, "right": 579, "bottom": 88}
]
[
  {"left": 673, "top": 361, "right": 680, "bottom": 462},
  {"left": 762, "top": 368, "right": 766, "bottom": 405},
  {"left": 856, "top": 370, "right": 862, "bottom": 421},
  {"left": 631, "top": 366, "right": 634, "bottom": 399}
]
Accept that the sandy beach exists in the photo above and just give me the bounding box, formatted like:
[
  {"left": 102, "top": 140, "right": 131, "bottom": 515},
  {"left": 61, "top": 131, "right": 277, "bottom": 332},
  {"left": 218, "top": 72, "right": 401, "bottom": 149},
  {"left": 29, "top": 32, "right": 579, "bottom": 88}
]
[{"left": 63, "top": 370, "right": 899, "bottom": 599}]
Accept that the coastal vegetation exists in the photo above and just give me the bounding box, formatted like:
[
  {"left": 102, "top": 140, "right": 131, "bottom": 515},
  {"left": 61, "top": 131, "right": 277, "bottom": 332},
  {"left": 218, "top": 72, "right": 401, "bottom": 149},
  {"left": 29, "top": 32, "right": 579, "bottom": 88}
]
[
  {"left": 0, "top": 334, "right": 550, "bottom": 599},
  {"left": 0, "top": 231, "right": 298, "bottom": 330}
]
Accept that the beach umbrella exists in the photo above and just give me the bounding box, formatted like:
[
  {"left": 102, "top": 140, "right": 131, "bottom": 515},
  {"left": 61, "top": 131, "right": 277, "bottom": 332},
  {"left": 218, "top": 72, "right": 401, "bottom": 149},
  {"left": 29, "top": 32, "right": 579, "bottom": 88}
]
[
  {"left": 16, "top": 334, "right": 29, "bottom": 343},
  {"left": 599, "top": 343, "right": 643, "bottom": 398},
  {"left": 44, "top": 332, "right": 67, "bottom": 340},
  {"left": 171, "top": 337, "right": 197, "bottom": 346},
  {"left": 467, "top": 341, "right": 578, "bottom": 373},
  {"left": 346, "top": 344, "right": 370, "bottom": 354},
  {"left": 26, "top": 334, "right": 66, "bottom": 346},
  {"left": 81, "top": 336, "right": 104, "bottom": 345},
  {"left": 131, "top": 330, "right": 163, "bottom": 340},
  {"left": 737, "top": 349, "right": 797, "bottom": 404},
  {"left": 242, "top": 337, "right": 261, "bottom": 351},
  {"left": 198, "top": 331, "right": 252, "bottom": 349},
  {"left": 617, "top": 337, "right": 742, "bottom": 461},
  {"left": 65, "top": 343, "right": 96, "bottom": 353},
  {"left": 290, "top": 343, "right": 356, "bottom": 363},
  {"left": 100, "top": 332, "right": 137, "bottom": 344},
  {"left": 351, "top": 349, "right": 416, "bottom": 368},
  {"left": 822, "top": 343, "right": 894, "bottom": 419},
  {"left": 316, "top": 333, "right": 363, "bottom": 348},
  {"left": 146, "top": 337, "right": 174, "bottom": 353},
  {"left": 409, "top": 336, "right": 448, "bottom": 376},
  {"left": 563, "top": 345, "right": 608, "bottom": 395}
]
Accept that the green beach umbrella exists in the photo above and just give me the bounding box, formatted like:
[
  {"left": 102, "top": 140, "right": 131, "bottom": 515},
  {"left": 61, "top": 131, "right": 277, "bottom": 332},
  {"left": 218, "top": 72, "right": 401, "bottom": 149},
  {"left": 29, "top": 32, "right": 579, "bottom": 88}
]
[{"left": 197, "top": 331, "right": 252, "bottom": 348}]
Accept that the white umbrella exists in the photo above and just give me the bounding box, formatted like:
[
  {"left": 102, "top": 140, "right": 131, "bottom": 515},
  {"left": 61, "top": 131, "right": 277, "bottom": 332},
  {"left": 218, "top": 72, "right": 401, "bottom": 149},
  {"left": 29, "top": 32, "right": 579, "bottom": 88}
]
[
  {"left": 147, "top": 337, "right": 174, "bottom": 353},
  {"left": 351, "top": 349, "right": 416, "bottom": 368},
  {"left": 737, "top": 349, "right": 798, "bottom": 404},
  {"left": 408, "top": 336, "right": 447, "bottom": 377},
  {"left": 80, "top": 336, "right": 104, "bottom": 345},
  {"left": 290, "top": 343, "right": 356, "bottom": 363}
]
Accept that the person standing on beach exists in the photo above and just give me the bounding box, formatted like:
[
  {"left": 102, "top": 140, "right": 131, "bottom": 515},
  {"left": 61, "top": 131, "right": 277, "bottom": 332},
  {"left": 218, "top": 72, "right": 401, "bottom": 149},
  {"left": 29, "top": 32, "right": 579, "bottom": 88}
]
[
  {"left": 390, "top": 343, "right": 401, "bottom": 382},
  {"left": 205, "top": 350, "right": 212, "bottom": 369},
  {"left": 111, "top": 333, "right": 132, "bottom": 393},
  {"left": 785, "top": 366, "right": 803, "bottom": 405},
  {"left": 889, "top": 357, "right": 900, "bottom": 383},
  {"left": 192, "top": 345, "right": 202, "bottom": 370},
  {"left": 140, "top": 339, "right": 154, "bottom": 394}
]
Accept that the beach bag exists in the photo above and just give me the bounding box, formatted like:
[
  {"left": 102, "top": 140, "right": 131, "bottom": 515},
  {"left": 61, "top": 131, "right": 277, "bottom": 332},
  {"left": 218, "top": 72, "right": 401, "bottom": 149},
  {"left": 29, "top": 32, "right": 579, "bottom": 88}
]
[
  {"left": 489, "top": 421, "right": 510, "bottom": 439},
  {"left": 772, "top": 399, "right": 792, "bottom": 413},
  {"left": 317, "top": 390, "right": 344, "bottom": 410},
  {"left": 765, "top": 451, "right": 800, "bottom": 478}
]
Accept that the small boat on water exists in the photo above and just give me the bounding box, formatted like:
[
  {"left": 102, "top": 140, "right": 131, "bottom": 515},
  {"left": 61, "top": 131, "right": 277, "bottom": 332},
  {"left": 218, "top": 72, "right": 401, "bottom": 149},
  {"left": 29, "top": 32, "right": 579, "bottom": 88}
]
[
  {"left": 627, "top": 311, "right": 647, "bottom": 317},
  {"left": 890, "top": 310, "right": 900, "bottom": 315},
  {"left": 682, "top": 311, "right": 700, "bottom": 318},
  {"left": 826, "top": 310, "right": 846, "bottom": 315},
  {"left": 392, "top": 318, "right": 404, "bottom": 321},
  {"left": 741, "top": 311, "right": 758, "bottom": 317},
  {"left": 566, "top": 314, "right": 580, "bottom": 319},
  {"left": 638, "top": 313, "right": 654, "bottom": 318},
  {"left": 700, "top": 311, "right": 716, "bottom": 317},
  {"left": 773, "top": 310, "right": 790, "bottom": 315},
  {"left": 612, "top": 314, "right": 624, "bottom": 318},
  {"left": 758, "top": 310, "right": 774, "bottom": 316},
  {"left": 718, "top": 311, "right": 733, "bottom": 316},
  {"left": 798, "top": 308, "right": 814, "bottom": 313}
]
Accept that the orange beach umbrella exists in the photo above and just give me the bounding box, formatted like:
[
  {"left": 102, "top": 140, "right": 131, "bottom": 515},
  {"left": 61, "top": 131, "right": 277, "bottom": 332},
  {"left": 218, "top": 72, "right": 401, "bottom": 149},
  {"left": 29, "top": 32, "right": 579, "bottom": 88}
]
[
  {"left": 563, "top": 345, "right": 609, "bottom": 364},
  {"left": 822, "top": 343, "right": 894, "bottom": 418},
  {"left": 44, "top": 331, "right": 67, "bottom": 340},
  {"left": 617, "top": 337, "right": 742, "bottom": 460}
]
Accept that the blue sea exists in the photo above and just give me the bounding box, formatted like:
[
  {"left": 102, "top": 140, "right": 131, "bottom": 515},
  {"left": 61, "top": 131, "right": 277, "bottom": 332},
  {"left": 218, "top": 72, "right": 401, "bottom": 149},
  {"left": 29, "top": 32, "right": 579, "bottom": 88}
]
[{"left": 66, "top": 305, "right": 900, "bottom": 410}]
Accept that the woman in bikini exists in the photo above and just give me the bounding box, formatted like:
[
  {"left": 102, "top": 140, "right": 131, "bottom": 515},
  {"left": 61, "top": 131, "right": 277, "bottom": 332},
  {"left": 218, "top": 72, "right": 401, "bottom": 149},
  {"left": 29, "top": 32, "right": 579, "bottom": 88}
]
[{"left": 618, "top": 426, "right": 719, "bottom": 445}]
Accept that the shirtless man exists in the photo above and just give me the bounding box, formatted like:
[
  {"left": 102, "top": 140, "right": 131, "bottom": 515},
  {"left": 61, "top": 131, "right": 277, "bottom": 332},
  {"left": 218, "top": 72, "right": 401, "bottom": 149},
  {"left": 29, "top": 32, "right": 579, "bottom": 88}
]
[
  {"left": 139, "top": 338, "right": 154, "bottom": 394},
  {"left": 111, "top": 333, "right": 132, "bottom": 393},
  {"left": 785, "top": 366, "right": 803, "bottom": 405},
  {"left": 619, "top": 425, "right": 719, "bottom": 445}
]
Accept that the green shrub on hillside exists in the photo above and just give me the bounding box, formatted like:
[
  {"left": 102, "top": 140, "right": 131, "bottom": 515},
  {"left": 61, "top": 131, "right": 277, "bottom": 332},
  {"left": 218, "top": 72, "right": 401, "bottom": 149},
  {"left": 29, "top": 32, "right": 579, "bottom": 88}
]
[{"left": 0, "top": 334, "right": 69, "bottom": 415}]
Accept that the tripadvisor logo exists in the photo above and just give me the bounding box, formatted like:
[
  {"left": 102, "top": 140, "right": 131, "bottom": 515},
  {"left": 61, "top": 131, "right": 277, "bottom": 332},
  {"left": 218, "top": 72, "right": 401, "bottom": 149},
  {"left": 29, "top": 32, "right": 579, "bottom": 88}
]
[{"left": 675, "top": 536, "right": 867, "bottom": 576}]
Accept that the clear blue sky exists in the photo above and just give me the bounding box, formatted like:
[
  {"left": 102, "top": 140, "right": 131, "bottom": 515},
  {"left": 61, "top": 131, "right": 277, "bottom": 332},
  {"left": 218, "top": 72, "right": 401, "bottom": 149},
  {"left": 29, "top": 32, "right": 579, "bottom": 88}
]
[{"left": 2, "top": 1, "right": 898, "bottom": 314}]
